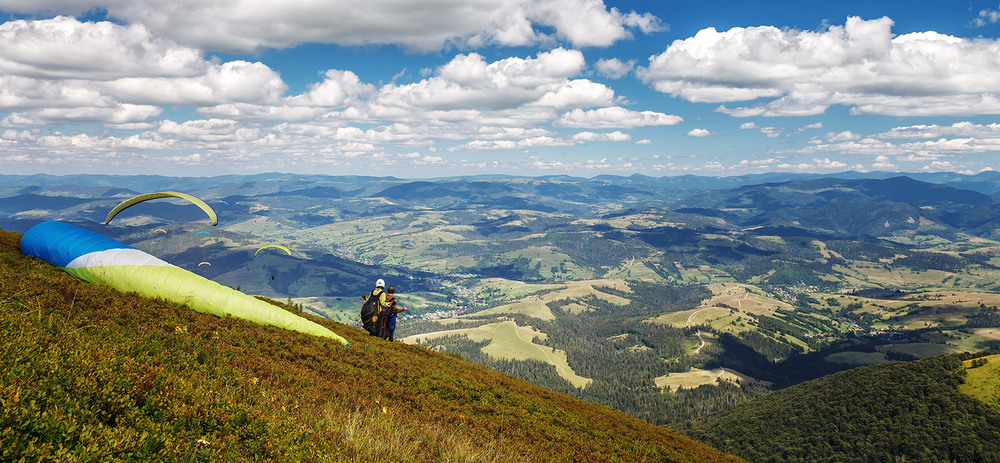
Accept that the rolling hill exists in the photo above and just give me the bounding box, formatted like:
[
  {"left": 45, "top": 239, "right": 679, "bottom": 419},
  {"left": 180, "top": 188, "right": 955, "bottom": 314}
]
[
  {"left": 0, "top": 228, "right": 740, "bottom": 462},
  {"left": 675, "top": 352, "right": 1000, "bottom": 462}
]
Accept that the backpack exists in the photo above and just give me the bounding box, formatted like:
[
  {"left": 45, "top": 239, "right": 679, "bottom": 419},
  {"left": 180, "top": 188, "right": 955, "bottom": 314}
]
[
  {"left": 360, "top": 289, "right": 383, "bottom": 336},
  {"left": 384, "top": 296, "right": 397, "bottom": 331}
]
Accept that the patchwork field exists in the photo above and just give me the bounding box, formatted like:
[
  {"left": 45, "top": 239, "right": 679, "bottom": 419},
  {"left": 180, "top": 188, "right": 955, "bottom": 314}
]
[
  {"left": 817, "top": 290, "right": 1000, "bottom": 330},
  {"left": 471, "top": 279, "right": 631, "bottom": 320},
  {"left": 655, "top": 367, "right": 770, "bottom": 390},
  {"left": 399, "top": 320, "right": 592, "bottom": 387},
  {"left": 651, "top": 283, "right": 792, "bottom": 333}
]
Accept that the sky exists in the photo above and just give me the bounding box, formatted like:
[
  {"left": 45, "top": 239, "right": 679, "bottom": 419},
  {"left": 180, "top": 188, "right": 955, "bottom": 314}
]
[{"left": 2, "top": 1, "right": 1000, "bottom": 178}]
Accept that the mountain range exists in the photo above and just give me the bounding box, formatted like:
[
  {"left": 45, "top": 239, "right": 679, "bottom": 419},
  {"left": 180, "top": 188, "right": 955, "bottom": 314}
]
[{"left": 5, "top": 171, "right": 1000, "bottom": 461}]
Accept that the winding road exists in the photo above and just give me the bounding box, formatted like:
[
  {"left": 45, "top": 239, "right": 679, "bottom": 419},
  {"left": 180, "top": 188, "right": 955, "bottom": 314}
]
[{"left": 687, "top": 308, "right": 708, "bottom": 354}]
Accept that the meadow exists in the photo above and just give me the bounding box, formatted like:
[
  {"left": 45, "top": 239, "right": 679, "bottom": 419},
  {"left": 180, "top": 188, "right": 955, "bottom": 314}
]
[{"left": 0, "top": 228, "right": 741, "bottom": 462}]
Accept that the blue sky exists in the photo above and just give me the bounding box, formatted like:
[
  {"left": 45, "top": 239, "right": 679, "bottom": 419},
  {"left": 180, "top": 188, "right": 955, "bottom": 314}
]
[{"left": 2, "top": 1, "right": 1000, "bottom": 178}]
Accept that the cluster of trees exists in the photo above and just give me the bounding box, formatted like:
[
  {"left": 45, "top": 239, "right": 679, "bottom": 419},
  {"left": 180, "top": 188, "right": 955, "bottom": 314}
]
[{"left": 966, "top": 305, "right": 1000, "bottom": 328}]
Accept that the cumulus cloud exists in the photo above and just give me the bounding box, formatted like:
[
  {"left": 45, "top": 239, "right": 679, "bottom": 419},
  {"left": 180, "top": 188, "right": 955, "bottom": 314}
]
[
  {"left": 595, "top": 58, "right": 636, "bottom": 79},
  {"left": 570, "top": 130, "right": 630, "bottom": 142},
  {"left": 877, "top": 121, "right": 1000, "bottom": 139},
  {"left": 371, "top": 48, "right": 597, "bottom": 116},
  {"left": 796, "top": 122, "right": 823, "bottom": 133},
  {"left": 687, "top": 128, "right": 711, "bottom": 137},
  {"left": 0, "top": 32, "right": 651, "bottom": 167},
  {"left": 825, "top": 130, "right": 862, "bottom": 142},
  {"left": 972, "top": 6, "right": 1000, "bottom": 27},
  {"left": 871, "top": 154, "right": 897, "bottom": 170},
  {"left": 449, "top": 129, "right": 631, "bottom": 151},
  {"left": 555, "top": 106, "right": 682, "bottom": 128},
  {"left": 637, "top": 16, "right": 1000, "bottom": 117},
  {"left": 7, "top": 0, "right": 660, "bottom": 52},
  {"left": 0, "top": 16, "right": 206, "bottom": 79}
]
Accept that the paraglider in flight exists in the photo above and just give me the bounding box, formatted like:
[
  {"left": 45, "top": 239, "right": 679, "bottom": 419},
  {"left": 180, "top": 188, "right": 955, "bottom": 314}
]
[
  {"left": 153, "top": 228, "right": 167, "bottom": 234},
  {"left": 211, "top": 200, "right": 230, "bottom": 207},
  {"left": 196, "top": 231, "right": 211, "bottom": 236},
  {"left": 20, "top": 221, "right": 349, "bottom": 345},
  {"left": 198, "top": 261, "right": 211, "bottom": 267},
  {"left": 105, "top": 192, "right": 218, "bottom": 226},
  {"left": 255, "top": 244, "right": 291, "bottom": 256}
]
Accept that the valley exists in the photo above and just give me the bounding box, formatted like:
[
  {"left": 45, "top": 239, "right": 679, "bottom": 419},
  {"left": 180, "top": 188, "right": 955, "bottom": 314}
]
[{"left": 4, "top": 171, "right": 1000, "bottom": 427}]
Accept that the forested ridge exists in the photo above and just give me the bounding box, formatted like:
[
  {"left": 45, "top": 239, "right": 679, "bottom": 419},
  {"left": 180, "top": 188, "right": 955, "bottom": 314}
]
[
  {"left": 676, "top": 353, "right": 1000, "bottom": 462},
  {"left": 416, "top": 283, "right": 772, "bottom": 425}
]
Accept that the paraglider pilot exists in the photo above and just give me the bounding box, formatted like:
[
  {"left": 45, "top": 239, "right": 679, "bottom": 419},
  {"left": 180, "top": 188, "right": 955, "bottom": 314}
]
[
  {"left": 381, "top": 285, "right": 407, "bottom": 342},
  {"left": 361, "top": 279, "right": 390, "bottom": 336}
]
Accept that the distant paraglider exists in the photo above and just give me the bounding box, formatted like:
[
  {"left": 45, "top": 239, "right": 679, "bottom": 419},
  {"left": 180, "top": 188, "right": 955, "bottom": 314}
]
[
  {"left": 211, "top": 200, "right": 230, "bottom": 207},
  {"left": 196, "top": 231, "right": 211, "bottom": 236},
  {"left": 153, "top": 228, "right": 167, "bottom": 234},
  {"left": 198, "top": 261, "right": 211, "bottom": 267},
  {"left": 105, "top": 192, "right": 218, "bottom": 226},
  {"left": 255, "top": 244, "right": 291, "bottom": 256}
]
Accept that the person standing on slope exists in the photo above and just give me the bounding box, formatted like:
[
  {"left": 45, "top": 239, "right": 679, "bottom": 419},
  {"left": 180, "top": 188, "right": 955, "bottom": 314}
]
[
  {"left": 361, "top": 279, "right": 389, "bottom": 336},
  {"left": 380, "top": 285, "right": 407, "bottom": 341}
]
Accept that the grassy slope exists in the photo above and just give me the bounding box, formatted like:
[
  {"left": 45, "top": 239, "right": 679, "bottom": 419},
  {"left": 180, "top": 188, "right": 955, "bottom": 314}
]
[
  {"left": 676, "top": 353, "right": 1000, "bottom": 462},
  {"left": 0, "top": 229, "right": 740, "bottom": 462}
]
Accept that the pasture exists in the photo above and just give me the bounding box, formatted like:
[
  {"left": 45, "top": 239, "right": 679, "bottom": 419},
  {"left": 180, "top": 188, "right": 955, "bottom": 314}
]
[
  {"left": 400, "top": 320, "right": 592, "bottom": 388},
  {"left": 655, "top": 367, "right": 769, "bottom": 390},
  {"left": 960, "top": 353, "right": 1000, "bottom": 410},
  {"left": 473, "top": 279, "right": 631, "bottom": 320}
]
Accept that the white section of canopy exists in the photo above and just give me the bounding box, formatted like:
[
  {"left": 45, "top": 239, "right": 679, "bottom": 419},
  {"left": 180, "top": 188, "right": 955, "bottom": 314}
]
[{"left": 65, "top": 248, "right": 175, "bottom": 269}]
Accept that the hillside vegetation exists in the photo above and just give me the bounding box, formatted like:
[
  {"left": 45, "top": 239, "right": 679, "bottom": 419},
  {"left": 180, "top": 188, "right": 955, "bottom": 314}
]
[
  {"left": 0, "top": 229, "right": 741, "bottom": 462},
  {"left": 676, "top": 353, "right": 1000, "bottom": 462}
]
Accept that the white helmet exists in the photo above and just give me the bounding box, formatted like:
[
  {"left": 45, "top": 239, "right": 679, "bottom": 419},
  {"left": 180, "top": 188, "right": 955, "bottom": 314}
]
[{"left": 376, "top": 278, "right": 385, "bottom": 288}]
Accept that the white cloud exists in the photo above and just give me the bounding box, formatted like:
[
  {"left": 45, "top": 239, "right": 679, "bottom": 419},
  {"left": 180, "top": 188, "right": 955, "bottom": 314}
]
[
  {"left": 7, "top": 0, "right": 659, "bottom": 52},
  {"left": 796, "top": 122, "right": 823, "bottom": 133},
  {"left": 570, "top": 130, "right": 630, "bottom": 142},
  {"left": 687, "top": 128, "right": 711, "bottom": 137},
  {"left": 372, "top": 48, "right": 595, "bottom": 116},
  {"left": 871, "top": 154, "right": 897, "bottom": 170},
  {"left": 774, "top": 158, "right": 849, "bottom": 171},
  {"left": 638, "top": 16, "right": 1000, "bottom": 117},
  {"left": 287, "top": 70, "right": 376, "bottom": 108},
  {"left": 877, "top": 121, "right": 1000, "bottom": 139},
  {"left": 595, "top": 58, "right": 636, "bottom": 79},
  {"left": 814, "top": 157, "right": 848, "bottom": 169},
  {"left": 826, "top": 130, "right": 861, "bottom": 142},
  {"left": 760, "top": 127, "right": 784, "bottom": 138},
  {"left": 555, "top": 106, "right": 682, "bottom": 128},
  {"left": 972, "top": 7, "right": 1000, "bottom": 27},
  {"left": 0, "top": 16, "right": 205, "bottom": 79}
]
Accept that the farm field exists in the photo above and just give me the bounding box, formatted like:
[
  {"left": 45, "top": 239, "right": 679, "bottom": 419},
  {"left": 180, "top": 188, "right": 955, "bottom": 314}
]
[
  {"left": 655, "top": 367, "right": 771, "bottom": 390},
  {"left": 400, "top": 320, "right": 592, "bottom": 387},
  {"left": 471, "top": 279, "right": 631, "bottom": 320}
]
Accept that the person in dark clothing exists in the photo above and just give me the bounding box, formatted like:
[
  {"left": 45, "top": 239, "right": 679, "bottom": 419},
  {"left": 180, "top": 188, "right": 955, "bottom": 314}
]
[
  {"left": 380, "top": 285, "right": 407, "bottom": 341},
  {"left": 361, "top": 278, "right": 389, "bottom": 336}
]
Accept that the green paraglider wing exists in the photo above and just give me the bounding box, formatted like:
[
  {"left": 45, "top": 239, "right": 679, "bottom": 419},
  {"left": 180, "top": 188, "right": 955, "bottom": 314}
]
[
  {"left": 106, "top": 192, "right": 219, "bottom": 226},
  {"left": 255, "top": 244, "right": 292, "bottom": 256}
]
